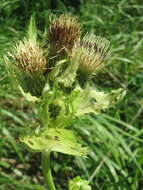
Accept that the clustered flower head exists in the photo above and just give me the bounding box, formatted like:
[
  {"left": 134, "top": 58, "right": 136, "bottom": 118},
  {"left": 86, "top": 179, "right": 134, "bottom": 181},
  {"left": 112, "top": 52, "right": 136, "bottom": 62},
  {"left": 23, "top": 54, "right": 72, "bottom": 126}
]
[
  {"left": 8, "top": 38, "right": 47, "bottom": 77},
  {"left": 71, "top": 33, "right": 111, "bottom": 76},
  {"left": 49, "top": 14, "right": 81, "bottom": 54},
  {"left": 6, "top": 13, "right": 111, "bottom": 97},
  {"left": 4, "top": 13, "right": 122, "bottom": 166}
]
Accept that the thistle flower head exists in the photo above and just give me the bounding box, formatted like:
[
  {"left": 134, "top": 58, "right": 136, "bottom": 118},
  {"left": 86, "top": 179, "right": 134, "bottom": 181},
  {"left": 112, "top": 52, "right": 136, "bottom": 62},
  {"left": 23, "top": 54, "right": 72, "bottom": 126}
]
[
  {"left": 71, "top": 33, "right": 111, "bottom": 76},
  {"left": 49, "top": 14, "right": 81, "bottom": 54},
  {"left": 8, "top": 38, "right": 47, "bottom": 77}
]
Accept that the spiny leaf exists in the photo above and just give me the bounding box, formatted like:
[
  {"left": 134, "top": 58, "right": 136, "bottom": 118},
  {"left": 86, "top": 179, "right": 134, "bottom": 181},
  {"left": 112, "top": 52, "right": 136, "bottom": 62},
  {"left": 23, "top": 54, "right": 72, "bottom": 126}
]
[
  {"left": 76, "top": 87, "right": 124, "bottom": 115},
  {"left": 21, "top": 128, "right": 87, "bottom": 157},
  {"left": 49, "top": 59, "right": 67, "bottom": 79},
  {"left": 18, "top": 85, "right": 39, "bottom": 102},
  {"left": 58, "top": 56, "right": 79, "bottom": 87}
]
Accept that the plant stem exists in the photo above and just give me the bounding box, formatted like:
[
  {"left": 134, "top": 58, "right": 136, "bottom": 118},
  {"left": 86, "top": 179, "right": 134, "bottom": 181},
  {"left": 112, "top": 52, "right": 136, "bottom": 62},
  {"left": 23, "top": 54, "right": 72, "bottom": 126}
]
[{"left": 42, "top": 150, "right": 56, "bottom": 190}]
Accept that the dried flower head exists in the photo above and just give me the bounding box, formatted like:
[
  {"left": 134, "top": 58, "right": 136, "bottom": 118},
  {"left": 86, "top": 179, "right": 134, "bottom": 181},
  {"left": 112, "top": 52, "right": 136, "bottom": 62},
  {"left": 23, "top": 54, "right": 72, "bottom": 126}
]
[
  {"left": 49, "top": 14, "right": 81, "bottom": 54},
  {"left": 71, "top": 33, "right": 111, "bottom": 76},
  {"left": 8, "top": 38, "right": 47, "bottom": 77}
]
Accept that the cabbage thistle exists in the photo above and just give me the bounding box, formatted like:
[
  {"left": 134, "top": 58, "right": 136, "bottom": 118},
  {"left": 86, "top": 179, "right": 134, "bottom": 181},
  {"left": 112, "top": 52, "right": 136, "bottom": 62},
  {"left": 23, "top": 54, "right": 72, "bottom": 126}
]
[{"left": 4, "top": 14, "right": 123, "bottom": 190}]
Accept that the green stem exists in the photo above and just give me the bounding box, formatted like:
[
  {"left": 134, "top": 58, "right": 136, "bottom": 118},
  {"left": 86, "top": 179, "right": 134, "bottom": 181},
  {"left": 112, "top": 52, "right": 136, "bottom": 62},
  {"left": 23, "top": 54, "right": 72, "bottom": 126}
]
[{"left": 42, "top": 150, "right": 56, "bottom": 190}]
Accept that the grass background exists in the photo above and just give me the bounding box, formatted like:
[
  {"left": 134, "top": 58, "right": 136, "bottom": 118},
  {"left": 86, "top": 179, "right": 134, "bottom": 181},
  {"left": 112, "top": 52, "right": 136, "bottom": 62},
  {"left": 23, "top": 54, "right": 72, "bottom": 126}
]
[{"left": 0, "top": 0, "right": 143, "bottom": 189}]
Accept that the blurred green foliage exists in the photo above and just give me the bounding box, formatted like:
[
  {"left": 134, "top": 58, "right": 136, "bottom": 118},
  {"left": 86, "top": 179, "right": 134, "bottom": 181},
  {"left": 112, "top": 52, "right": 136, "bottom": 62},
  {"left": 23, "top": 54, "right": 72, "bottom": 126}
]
[{"left": 0, "top": 0, "right": 143, "bottom": 190}]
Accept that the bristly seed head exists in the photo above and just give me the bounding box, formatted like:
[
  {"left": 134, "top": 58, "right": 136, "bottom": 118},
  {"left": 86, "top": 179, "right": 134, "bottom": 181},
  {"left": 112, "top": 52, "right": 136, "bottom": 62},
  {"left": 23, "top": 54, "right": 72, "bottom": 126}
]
[
  {"left": 8, "top": 38, "right": 47, "bottom": 77},
  {"left": 49, "top": 14, "right": 81, "bottom": 54},
  {"left": 71, "top": 33, "right": 111, "bottom": 76}
]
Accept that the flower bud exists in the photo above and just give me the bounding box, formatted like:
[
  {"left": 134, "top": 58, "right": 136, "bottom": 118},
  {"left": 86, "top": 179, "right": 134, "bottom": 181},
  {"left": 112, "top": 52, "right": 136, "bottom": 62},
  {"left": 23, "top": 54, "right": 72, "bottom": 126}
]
[
  {"left": 8, "top": 38, "right": 47, "bottom": 77},
  {"left": 71, "top": 33, "right": 111, "bottom": 76},
  {"left": 49, "top": 14, "right": 81, "bottom": 54}
]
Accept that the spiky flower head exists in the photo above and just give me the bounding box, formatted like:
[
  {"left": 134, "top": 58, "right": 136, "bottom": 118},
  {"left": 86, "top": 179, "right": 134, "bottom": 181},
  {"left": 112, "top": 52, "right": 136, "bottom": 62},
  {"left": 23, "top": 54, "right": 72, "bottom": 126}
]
[
  {"left": 49, "top": 14, "right": 81, "bottom": 54},
  {"left": 8, "top": 38, "right": 47, "bottom": 77},
  {"left": 71, "top": 33, "right": 111, "bottom": 76}
]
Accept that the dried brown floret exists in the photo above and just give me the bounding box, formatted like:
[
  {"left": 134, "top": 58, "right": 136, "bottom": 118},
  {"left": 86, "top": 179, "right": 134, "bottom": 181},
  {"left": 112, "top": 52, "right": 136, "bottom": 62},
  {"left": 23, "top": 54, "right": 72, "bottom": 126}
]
[{"left": 49, "top": 14, "right": 81, "bottom": 54}]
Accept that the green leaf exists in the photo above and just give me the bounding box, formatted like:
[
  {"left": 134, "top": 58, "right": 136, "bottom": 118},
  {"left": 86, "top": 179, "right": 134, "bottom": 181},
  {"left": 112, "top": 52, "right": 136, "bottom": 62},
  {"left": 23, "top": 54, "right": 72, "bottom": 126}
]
[
  {"left": 27, "top": 16, "right": 37, "bottom": 44},
  {"left": 68, "top": 176, "right": 91, "bottom": 190},
  {"left": 58, "top": 57, "right": 79, "bottom": 87},
  {"left": 3, "top": 55, "right": 20, "bottom": 90},
  {"left": 49, "top": 59, "right": 67, "bottom": 79},
  {"left": 50, "top": 85, "right": 82, "bottom": 128},
  {"left": 21, "top": 128, "right": 87, "bottom": 157},
  {"left": 3, "top": 56, "right": 39, "bottom": 102},
  {"left": 76, "top": 87, "right": 124, "bottom": 115},
  {"left": 38, "top": 84, "right": 82, "bottom": 128},
  {"left": 18, "top": 85, "right": 39, "bottom": 102}
]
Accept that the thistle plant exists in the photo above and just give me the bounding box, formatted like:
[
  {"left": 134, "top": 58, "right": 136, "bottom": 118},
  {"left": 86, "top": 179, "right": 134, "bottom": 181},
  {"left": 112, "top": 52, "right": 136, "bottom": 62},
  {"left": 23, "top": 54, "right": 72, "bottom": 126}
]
[{"left": 4, "top": 14, "right": 123, "bottom": 190}]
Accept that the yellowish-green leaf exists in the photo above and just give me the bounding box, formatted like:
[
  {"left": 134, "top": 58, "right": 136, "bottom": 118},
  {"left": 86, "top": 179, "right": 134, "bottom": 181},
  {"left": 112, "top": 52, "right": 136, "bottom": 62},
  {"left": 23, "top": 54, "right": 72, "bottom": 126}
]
[
  {"left": 69, "top": 176, "right": 92, "bottom": 190},
  {"left": 77, "top": 87, "right": 124, "bottom": 115},
  {"left": 19, "top": 86, "right": 39, "bottom": 102},
  {"left": 21, "top": 128, "right": 87, "bottom": 156},
  {"left": 58, "top": 57, "right": 79, "bottom": 87},
  {"left": 49, "top": 59, "right": 67, "bottom": 79},
  {"left": 27, "top": 16, "right": 37, "bottom": 44}
]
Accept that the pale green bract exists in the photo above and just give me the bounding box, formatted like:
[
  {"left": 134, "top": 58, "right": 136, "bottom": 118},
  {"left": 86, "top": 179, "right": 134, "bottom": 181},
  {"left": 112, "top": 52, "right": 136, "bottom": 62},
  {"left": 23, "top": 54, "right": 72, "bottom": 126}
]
[
  {"left": 58, "top": 56, "right": 79, "bottom": 87},
  {"left": 49, "top": 59, "right": 67, "bottom": 79},
  {"left": 19, "top": 86, "right": 39, "bottom": 102},
  {"left": 69, "top": 176, "right": 91, "bottom": 190},
  {"left": 27, "top": 16, "right": 37, "bottom": 45},
  {"left": 21, "top": 128, "right": 87, "bottom": 156},
  {"left": 76, "top": 87, "right": 123, "bottom": 115}
]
